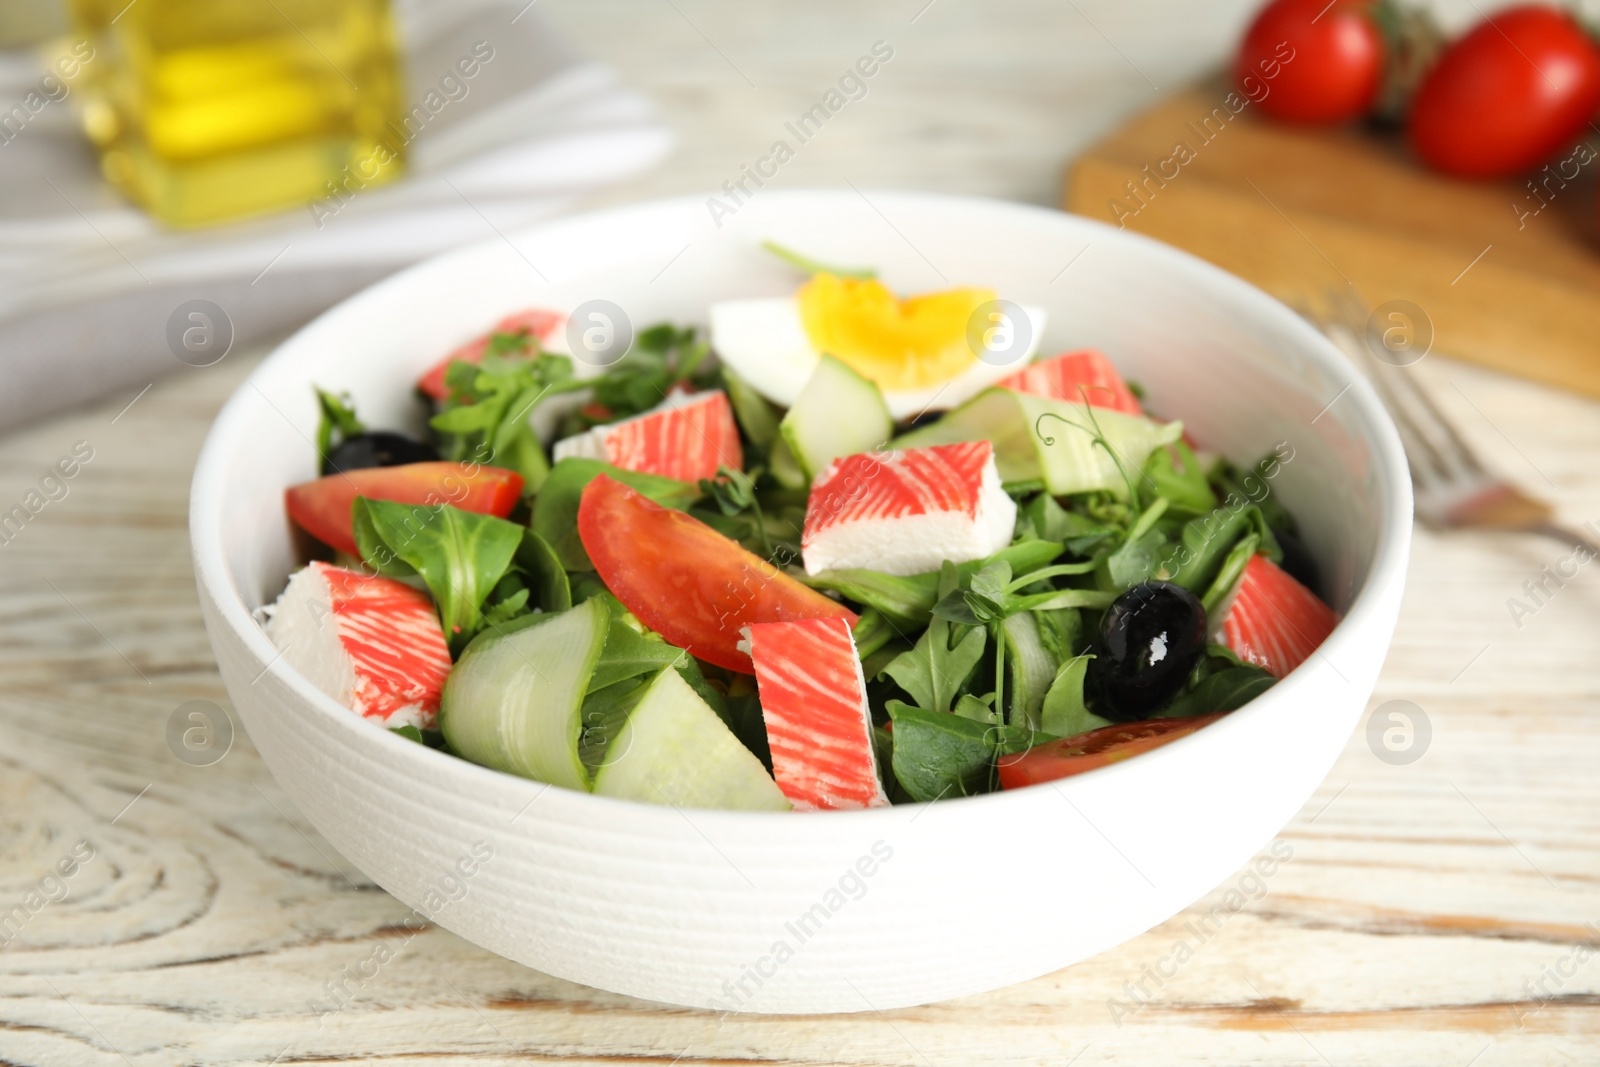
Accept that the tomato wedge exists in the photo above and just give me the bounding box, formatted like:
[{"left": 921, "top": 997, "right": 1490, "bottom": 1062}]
[
  {"left": 997, "top": 713, "right": 1227, "bottom": 789},
  {"left": 286, "top": 462, "right": 524, "bottom": 556},
  {"left": 577, "top": 474, "right": 856, "bottom": 673}
]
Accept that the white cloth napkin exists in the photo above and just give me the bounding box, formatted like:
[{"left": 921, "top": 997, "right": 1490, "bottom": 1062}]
[{"left": 0, "top": 0, "right": 672, "bottom": 431}]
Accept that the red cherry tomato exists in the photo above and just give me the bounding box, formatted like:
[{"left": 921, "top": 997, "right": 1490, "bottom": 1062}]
[
  {"left": 1234, "top": 0, "right": 1385, "bottom": 123},
  {"left": 577, "top": 475, "right": 856, "bottom": 673},
  {"left": 1409, "top": 5, "right": 1600, "bottom": 178},
  {"left": 285, "top": 462, "right": 523, "bottom": 555},
  {"left": 997, "top": 714, "right": 1228, "bottom": 789}
]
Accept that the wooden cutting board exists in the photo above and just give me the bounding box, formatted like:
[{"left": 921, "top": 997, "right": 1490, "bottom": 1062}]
[{"left": 1063, "top": 83, "right": 1600, "bottom": 398}]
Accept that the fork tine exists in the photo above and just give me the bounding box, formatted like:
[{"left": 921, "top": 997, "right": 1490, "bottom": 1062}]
[
  {"left": 1322, "top": 287, "right": 1486, "bottom": 482},
  {"left": 1312, "top": 310, "right": 1452, "bottom": 486},
  {"left": 1380, "top": 359, "right": 1487, "bottom": 477}
]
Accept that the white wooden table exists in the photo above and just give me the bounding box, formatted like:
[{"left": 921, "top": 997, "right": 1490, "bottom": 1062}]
[{"left": 3, "top": 1, "right": 1596, "bottom": 1063}]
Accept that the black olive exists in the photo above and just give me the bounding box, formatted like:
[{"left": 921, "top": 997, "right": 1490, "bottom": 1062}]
[
  {"left": 1087, "top": 580, "right": 1207, "bottom": 721},
  {"left": 898, "top": 410, "right": 944, "bottom": 433},
  {"left": 322, "top": 432, "right": 438, "bottom": 475},
  {"left": 1274, "top": 528, "right": 1321, "bottom": 598}
]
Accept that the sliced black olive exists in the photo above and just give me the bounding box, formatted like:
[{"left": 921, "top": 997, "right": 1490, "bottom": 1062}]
[
  {"left": 1087, "top": 580, "right": 1207, "bottom": 722},
  {"left": 322, "top": 432, "right": 438, "bottom": 475},
  {"left": 1274, "top": 528, "right": 1321, "bottom": 598}
]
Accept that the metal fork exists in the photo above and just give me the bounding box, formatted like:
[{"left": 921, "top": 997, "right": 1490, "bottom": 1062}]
[{"left": 1306, "top": 288, "right": 1600, "bottom": 556}]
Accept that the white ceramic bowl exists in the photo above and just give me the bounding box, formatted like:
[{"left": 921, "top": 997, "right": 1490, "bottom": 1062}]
[{"left": 191, "top": 190, "right": 1411, "bottom": 1014}]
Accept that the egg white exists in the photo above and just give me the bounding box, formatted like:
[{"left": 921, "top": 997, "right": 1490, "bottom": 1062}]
[{"left": 709, "top": 297, "right": 1047, "bottom": 421}]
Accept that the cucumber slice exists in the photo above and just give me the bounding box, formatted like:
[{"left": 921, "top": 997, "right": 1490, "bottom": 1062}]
[
  {"left": 892, "top": 388, "right": 1182, "bottom": 498},
  {"left": 591, "top": 668, "right": 791, "bottom": 811},
  {"left": 779, "top": 355, "right": 894, "bottom": 483},
  {"left": 439, "top": 597, "right": 608, "bottom": 790},
  {"left": 767, "top": 434, "right": 807, "bottom": 489}
]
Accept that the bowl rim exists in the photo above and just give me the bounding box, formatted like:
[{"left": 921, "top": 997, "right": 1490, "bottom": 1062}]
[{"left": 190, "top": 188, "right": 1413, "bottom": 828}]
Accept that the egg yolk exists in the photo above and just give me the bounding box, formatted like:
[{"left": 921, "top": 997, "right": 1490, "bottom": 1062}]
[{"left": 797, "top": 273, "right": 997, "bottom": 392}]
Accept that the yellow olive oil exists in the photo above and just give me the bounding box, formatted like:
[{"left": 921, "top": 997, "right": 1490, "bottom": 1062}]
[{"left": 67, "top": 0, "right": 405, "bottom": 227}]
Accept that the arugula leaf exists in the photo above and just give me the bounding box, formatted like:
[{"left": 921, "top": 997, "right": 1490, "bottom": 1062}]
[
  {"left": 430, "top": 353, "right": 580, "bottom": 493},
  {"left": 352, "top": 498, "right": 525, "bottom": 655},
  {"left": 315, "top": 387, "right": 365, "bottom": 460},
  {"left": 1040, "top": 654, "right": 1113, "bottom": 739},
  {"left": 531, "top": 458, "right": 701, "bottom": 570},
  {"left": 1158, "top": 666, "right": 1274, "bottom": 718},
  {"left": 883, "top": 564, "right": 986, "bottom": 713},
  {"left": 953, "top": 692, "right": 998, "bottom": 724}
]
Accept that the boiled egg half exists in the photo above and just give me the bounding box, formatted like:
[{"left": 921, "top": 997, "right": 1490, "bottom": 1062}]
[{"left": 710, "top": 273, "right": 1046, "bottom": 420}]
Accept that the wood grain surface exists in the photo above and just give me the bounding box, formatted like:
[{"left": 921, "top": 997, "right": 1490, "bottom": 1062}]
[
  {"left": 1063, "top": 85, "right": 1600, "bottom": 401},
  {"left": 3, "top": 1, "right": 1597, "bottom": 1064}
]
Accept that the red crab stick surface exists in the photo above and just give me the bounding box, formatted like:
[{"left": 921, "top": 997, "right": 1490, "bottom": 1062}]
[
  {"left": 745, "top": 617, "right": 889, "bottom": 811},
  {"left": 1220, "top": 554, "right": 1339, "bottom": 679},
  {"left": 802, "top": 440, "right": 1016, "bottom": 577},
  {"left": 994, "top": 349, "right": 1143, "bottom": 415},
  {"left": 577, "top": 474, "right": 857, "bottom": 673},
  {"left": 553, "top": 390, "right": 743, "bottom": 483},
  {"left": 265, "top": 562, "right": 453, "bottom": 730}
]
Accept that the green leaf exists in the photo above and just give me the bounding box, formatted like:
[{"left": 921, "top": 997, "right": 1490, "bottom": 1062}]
[
  {"left": 1142, "top": 440, "right": 1217, "bottom": 516},
  {"left": 577, "top": 677, "right": 651, "bottom": 773},
  {"left": 531, "top": 458, "right": 701, "bottom": 570},
  {"left": 430, "top": 353, "right": 578, "bottom": 494},
  {"left": 1201, "top": 532, "right": 1259, "bottom": 617},
  {"left": 1159, "top": 666, "right": 1274, "bottom": 719},
  {"left": 886, "top": 701, "right": 995, "bottom": 802},
  {"left": 1160, "top": 504, "right": 1279, "bottom": 593},
  {"left": 886, "top": 702, "right": 1051, "bottom": 802},
  {"left": 315, "top": 387, "right": 365, "bottom": 459},
  {"left": 809, "top": 541, "right": 1065, "bottom": 631},
  {"left": 953, "top": 691, "right": 998, "bottom": 724},
  {"left": 1040, "top": 654, "right": 1113, "bottom": 739},
  {"left": 516, "top": 529, "right": 571, "bottom": 613},
  {"left": 963, "top": 562, "right": 1012, "bottom": 624},
  {"left": 481, "top": 586, "right": 531, "bottom": 627},
  {"left": 353, "top": 498, "right": 525, "bottom": 655},
  {"left": 582, "top": 594, "right": 730, "bottom": 728},
  {"left": 1003, "top": 611, "right": 1056, "bottom": 731},
  {"left": 852, "top": 608, "right": 898, "bottom": 661},
  {"left": 884, "top": 565, "right": 987, "bottom": 713},
  {"left": 720, "top": 366, "right": 782, "bottom": 449},
  {"left": 884, "top": 617, "right": 986, "bottom": 714},
  {"left": 1034, "top": 607, "right": 1082, "bottom": 666}
]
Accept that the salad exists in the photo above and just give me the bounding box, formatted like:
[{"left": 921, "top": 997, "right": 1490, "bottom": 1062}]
[{"left": 265, "top": 247, "right": 1339, "bottom": 812}]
